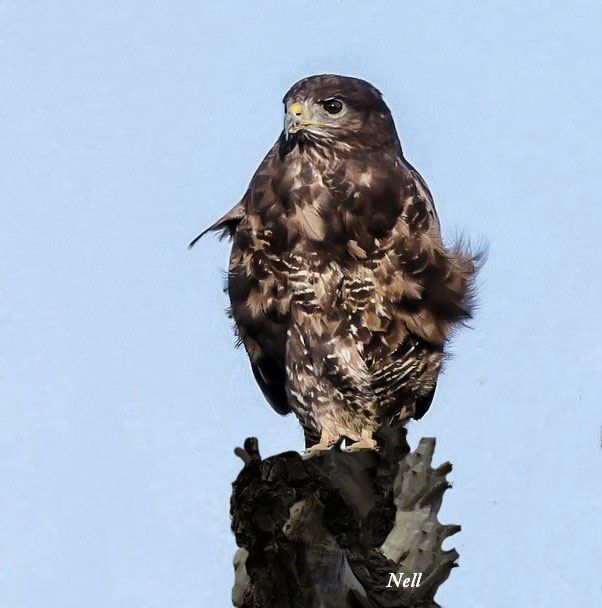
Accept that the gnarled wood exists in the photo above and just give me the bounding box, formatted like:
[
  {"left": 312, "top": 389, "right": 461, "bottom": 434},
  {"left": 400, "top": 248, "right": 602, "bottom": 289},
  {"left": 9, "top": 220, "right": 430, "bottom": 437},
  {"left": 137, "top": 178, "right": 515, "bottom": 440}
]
[{"left": 230, "top": 426, "right": 459, "bottom": 607}]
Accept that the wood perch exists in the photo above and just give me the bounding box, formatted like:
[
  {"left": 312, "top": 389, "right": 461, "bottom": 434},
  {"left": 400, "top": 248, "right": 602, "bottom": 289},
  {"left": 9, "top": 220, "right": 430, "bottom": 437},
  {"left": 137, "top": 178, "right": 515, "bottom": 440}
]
[{"left": 230, "top": 426, "right": 459, "bottom": 607}]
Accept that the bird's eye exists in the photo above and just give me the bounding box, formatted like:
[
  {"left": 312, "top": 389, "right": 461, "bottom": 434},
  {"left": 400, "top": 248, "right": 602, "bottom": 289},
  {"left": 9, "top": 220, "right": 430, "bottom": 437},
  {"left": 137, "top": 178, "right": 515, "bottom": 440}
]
[{"left": 322, "top": 99, "right": 343, "bottom": 114}]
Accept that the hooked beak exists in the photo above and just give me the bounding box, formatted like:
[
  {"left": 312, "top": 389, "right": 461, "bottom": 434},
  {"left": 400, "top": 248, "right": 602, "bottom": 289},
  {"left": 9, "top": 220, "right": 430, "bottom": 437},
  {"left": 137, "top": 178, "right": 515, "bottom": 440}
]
[{"left": 284, "top": 101, "right": 315, "bottom": 139}]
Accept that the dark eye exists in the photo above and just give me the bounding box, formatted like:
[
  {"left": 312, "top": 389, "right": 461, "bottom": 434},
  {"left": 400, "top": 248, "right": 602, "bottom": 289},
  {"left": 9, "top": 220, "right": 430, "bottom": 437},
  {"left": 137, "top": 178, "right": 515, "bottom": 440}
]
[{"left": 322, "top": 99, "right": 343, "bottom": 114}]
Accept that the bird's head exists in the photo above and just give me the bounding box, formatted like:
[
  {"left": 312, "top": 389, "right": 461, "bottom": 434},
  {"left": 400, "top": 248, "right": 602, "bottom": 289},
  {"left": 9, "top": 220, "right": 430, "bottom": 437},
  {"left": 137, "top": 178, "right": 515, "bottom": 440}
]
[{"left": 282, "top": 74, "right": 400, "bottom": 154}]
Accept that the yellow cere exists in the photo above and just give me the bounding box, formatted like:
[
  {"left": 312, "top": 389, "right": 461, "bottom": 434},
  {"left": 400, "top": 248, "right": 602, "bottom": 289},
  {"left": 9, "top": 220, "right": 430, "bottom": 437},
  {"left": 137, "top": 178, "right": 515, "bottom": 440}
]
[{"left": 290, "top": 102, "right": 304, "bottom": 117}]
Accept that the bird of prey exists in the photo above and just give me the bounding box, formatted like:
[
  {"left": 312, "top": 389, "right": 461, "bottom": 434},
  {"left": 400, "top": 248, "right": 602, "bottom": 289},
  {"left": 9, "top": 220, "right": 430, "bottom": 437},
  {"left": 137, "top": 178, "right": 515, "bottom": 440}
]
[{"left": 192, "top": 74, "right": 478, "bottom": 450}]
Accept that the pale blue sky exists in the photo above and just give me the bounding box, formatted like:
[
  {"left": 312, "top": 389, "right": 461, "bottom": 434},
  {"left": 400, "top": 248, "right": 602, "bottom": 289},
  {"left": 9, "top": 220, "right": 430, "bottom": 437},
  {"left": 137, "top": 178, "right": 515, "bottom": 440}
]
[{"left": 1, "top": 2, "right": 601, "bottom": 607}]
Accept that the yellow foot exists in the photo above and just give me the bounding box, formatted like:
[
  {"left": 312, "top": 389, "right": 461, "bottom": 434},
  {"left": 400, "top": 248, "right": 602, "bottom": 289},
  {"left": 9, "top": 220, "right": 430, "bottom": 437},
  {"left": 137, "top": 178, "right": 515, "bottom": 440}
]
[
  {"left": 346, "top": 430, "right": 378, "bottom": 451},
  {"left": 304, "top": 442, "right": 332, "bottom": 454},
  {"left": 304, "top": 431, "right": 341, "bottom": 454}
]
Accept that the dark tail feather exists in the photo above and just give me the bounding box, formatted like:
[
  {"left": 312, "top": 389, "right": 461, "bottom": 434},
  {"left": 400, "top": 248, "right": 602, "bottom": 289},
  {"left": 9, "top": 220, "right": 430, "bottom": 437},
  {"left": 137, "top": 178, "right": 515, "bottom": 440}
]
[
  {"left": 188, "top": 228, "right": 211, "bottom": 249},
  {"left": 188, "top": 201, "right": 245, "bottom": 248}
]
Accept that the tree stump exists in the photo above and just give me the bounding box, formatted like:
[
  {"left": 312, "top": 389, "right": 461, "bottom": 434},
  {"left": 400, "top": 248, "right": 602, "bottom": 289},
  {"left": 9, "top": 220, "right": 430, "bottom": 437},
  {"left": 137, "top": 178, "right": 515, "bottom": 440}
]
[{"left": 230, "top": 426, "right": 459, "bottom": 608}]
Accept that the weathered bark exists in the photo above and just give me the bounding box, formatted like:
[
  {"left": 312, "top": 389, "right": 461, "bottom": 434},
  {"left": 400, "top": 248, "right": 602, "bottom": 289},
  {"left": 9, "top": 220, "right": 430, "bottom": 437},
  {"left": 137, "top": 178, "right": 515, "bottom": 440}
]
[{"left": 230, "top": 425, "right": 459, "bottom": 608}]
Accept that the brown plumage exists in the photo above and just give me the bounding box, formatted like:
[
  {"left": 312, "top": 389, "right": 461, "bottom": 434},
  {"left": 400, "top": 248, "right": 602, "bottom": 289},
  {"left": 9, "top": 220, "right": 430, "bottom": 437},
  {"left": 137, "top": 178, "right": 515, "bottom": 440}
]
[{"left": 192, "top": 74, "right": 479, "bottom": 450}]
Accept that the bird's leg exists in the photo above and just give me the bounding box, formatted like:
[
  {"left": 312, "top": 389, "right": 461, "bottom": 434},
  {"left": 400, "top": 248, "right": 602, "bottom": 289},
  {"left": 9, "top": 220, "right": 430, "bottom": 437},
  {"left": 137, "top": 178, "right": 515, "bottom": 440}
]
[
  {"left": 304, "top": 428, "right": 341, "bottom": 453},
  {"left": 346, "top": 428, "right": 378, "bottom": 451}
]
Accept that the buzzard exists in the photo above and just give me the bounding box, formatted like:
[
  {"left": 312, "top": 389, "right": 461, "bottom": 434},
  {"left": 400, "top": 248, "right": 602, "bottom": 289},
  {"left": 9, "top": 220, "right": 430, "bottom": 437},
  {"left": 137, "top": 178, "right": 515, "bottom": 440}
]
[{"left": 192, "top": 75, "right": 478, "bottom": 450}]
